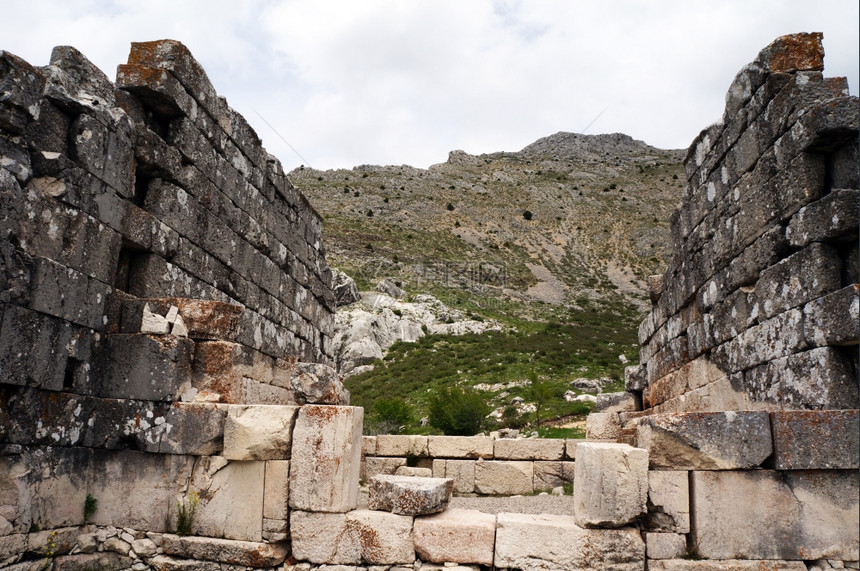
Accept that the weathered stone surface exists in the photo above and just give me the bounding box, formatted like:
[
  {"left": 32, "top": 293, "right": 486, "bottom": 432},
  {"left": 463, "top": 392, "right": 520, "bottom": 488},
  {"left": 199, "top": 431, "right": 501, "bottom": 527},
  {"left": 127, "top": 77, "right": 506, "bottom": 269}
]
[
  {"left": 145, "top": 554, "right": 221, "bottom": 571},
  {"left": 690, "top": 470, "right": 859, "bottom": 560},
  {"left": 188, "top": 456, "right": 265, "bottom": 541},
  {"left": 290, "top": 362, "right": 349, "bottom": 405},
  {"left": 474, "top": 461, "right": 533, "bottom": 496},
  {"left": 574, "top": 443, "right": 648, "bottom": 528},
  {"left": 533, "top": 461, "right": 569, "bottom": 491},
  {"left": 362, "top": 435, "right": 377, "bottom": 456},
  {"left": 427, "top": 436, "right": 493, "bottom": 459},
  {"left": 263, "top": 460, "right": 289, "bottom": 520},
  {"left": 644, "top": 532, "right": 686, "bottom": 560},
  {"left": 625, "top": 365, "right": 648, "bottom": 392},
  {"left": 395, "top": 466, "right": 432, "bottom": 477},
  {"left": 348, "top": 509, "right": 415, "bottom": 565},
  {"left": 770, "top": 409, "right": 859, "bottom": 469},
  {"left": 596, "top": 392, "right": 639, "bottom": 414},
  {"left": 637, "top": 412, "right": 772, "bottom": 470},
  {"left": 803, "top": 285, "right": 859, "bottom": 347},
  {"left": 565, "top": 438, "right": 586, "bottom": 460},
  {"left": 333, "top": 270, "right": 360, "bottom": 306},
  {"left": 96, "top": 334, "right": 194, "bottom": 401},
  {"left": 121, "top": 297, "right": 243, "bottom": 341},
  {"left": 376, "top": 435, "right": 429, "bottom": 457},
  {"left": 493, "top": 438, "right": 564, "bottom": 460},
  {"left": 53, "top": 552, "right": 134, "bottom": 571},
  {"left": 644, "top": 470, "right": 689, "bottom": 533},
  {"left": 647, "top": 561, "right": 807, "bottom": 571},
  {"left": 494, "top": 512, "right": 645, "bottom": 571},
  {"left": 161, "top": 534, "right": 288, "bottom": 566},
  {"left": 586, "top": 412, "right": 621, "bottom": 440},
  {"left": 0, "top": 51, "right": 46, "bottom": 132},
  {"left": 289, "top": 405, "right": 363, "bottom": 512},
  {"left": 365, "top": 457, "right": 407, "bottom": 480},
  {"left": 443, "top": 459, "right": 476, "bottom": 494},
  {"left": 787, "top": 188, "right": 859, "bottom": 247},
  {"left": 413, "top": 509, "right": 496, "bottom": 565},
  {"left": 368, "top": 475, "right": 453, "bottom": 515},
  {"left": 222, "top": 404, "right": 298, "bottom": 461}
]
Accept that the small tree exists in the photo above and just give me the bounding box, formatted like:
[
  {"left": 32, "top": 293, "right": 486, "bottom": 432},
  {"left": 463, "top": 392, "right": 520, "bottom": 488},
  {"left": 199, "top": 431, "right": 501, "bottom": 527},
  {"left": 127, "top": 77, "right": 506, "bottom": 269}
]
[
  {"left": 428, "top": 386, "right": 490, "bottom": 436},
  {"left": 528, "top": 370, "right": 553, "bottom": 428}
]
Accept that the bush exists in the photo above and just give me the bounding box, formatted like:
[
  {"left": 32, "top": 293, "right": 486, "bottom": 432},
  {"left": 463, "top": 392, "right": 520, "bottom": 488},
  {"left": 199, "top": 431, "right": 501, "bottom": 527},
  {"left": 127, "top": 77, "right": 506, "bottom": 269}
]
[
  {"left": 368, "top": 398, "right": 414, "bottom": 434},
  {"left": 523, "top": 210, "right": 533, "bottom": 220},
  {"left": 446, "top": 202, "right": 455, "bottom": 211},
  {"left": 428, "top": 386, "right": 490, "bottom": 436}
]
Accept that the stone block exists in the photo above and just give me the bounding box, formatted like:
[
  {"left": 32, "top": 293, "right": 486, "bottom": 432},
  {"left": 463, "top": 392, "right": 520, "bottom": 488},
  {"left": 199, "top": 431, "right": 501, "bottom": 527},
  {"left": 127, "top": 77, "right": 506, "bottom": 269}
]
[
  {"left": 787, "top": 188, "right": 859, "bottom": 247},
  {"left": 365, "top": 457, "right": 407, "bottom": 480},
  {"left": 625, "top": 364, "right": 648, "bottom": 392},
  {"left": 222, "top": 404, "right": 298, "bottom": 461},
  {"left": 362, "top": 435, "right": 377, "bottom": 456},
  {"left": 753, "top": 243, "right": 842, "bottom": 321},
  {"left": 803, "top": 285, "right": 859, "bottom": 347},
  {"left": 493, "top": 438, "right": 564, "bottom": 460},
  {"left": 290, "top": 511, "right": 358, "bottom": 564},
  {"left": 0, "top": 50, "right": 46, "bottom": 131},
  {"left": 289, "top": 405, "right": 363, "bottom": 512},
  {"left": 494, "top": 512, "right": 645, "bottom": 571},
  {"left": 376, "top": 435, "right": 429, "bottom": 457},
  {"left": 596, "top": 392, "right": 639, "bottom": 414},
  {"left": 28, "top": 256, "right": 112, "bottom": 330},
  {"left": 565, "top": 438, "right": 586, "bottom": 459},
  {"left": 711, "top": 308, "right": 806, "bottom": 374},
  {"left": 690, "top": 470, "right": 859, "bottom": 560},
  {"left": 348, "top": 509, "right": 415, "bottom": 565},
  {"left": 647, "top": 561, "right": 807, "bottom": 571},
  {"left": 161, "top": 534, "right": 288, "bottom": 567},
  {"left": 644, "top": 470, "right": 689, "bottom": 533},
  {"left": 413, "top": 509, "right": 496, "bottom": 565},
  {"left": 644, "top": 532, "right": 687, "bottom": 560},
  {"left": 290, "top": 362, "right": 349, "bottom": 405},
  {"left": 586, "top": 412, "right": 621, "bottom": 440},
  {"left": 395, "top": 466, "right": 432, "bottom": 477},
  {"left": 744, "top": 347, "right": 858, "bottom": 410},
  {"left": 0, "top": 304, "right": 73, "bottom": 391},
  {"left": 574, "top": 443, "right": 648, "bottom": 528},
  {"left": 474, "top": 461, "right": 533, "bottom": 495},
  {"left": 533, "top": 461, "right": 565, "bottom": 491},
  {"left": 263, "top": 460, "right": 290, "bottom": 520},
  {"left": 637, "top": 412, "right": 772, "bottom": 470},
  {"left": 755, "top": 32, "right": 824, "bottom": 73},
  {"left": 770, "top": 409, "right": 859, "bottom": 470},
  {"left": 188, "top": 456, "right": 265, "bottom": 541},
  {"left": 96, "top": 333, "right": 194, "bottom": 401},
  {"left": 121, "top": 297, "right": 243, "bottom": 341},
  {"left": 427, "top": 436, "right": 493, "bottom": 459},
  {"left": 190, "top": 340, "right": 290, "bottom": 404},
  {"left": 368, "top": 475, "right": 453, "bottom": 515},
  {"left": 445, "top": 460, "right": 476, "bottom": 493}
]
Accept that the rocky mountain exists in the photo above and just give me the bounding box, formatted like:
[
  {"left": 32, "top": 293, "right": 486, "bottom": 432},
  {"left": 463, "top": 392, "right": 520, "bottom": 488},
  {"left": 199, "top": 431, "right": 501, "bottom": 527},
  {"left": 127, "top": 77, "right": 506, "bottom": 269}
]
[{"left": 291, "top": 132, "right": 685, "bottom": 319}]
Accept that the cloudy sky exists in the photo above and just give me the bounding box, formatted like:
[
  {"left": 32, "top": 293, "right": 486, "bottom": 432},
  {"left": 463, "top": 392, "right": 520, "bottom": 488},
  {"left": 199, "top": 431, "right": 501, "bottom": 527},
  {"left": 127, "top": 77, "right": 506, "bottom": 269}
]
[{"left": 5, "top": 1, "right": 858, "bottom": 171}]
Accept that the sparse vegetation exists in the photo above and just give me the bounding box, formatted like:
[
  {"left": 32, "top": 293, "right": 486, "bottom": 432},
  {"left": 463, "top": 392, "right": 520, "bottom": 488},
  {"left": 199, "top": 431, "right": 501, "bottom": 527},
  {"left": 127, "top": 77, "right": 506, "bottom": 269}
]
[
  {"left": 84, "top": 493, "right": 98, "bottom": 522},
  {"left": 428, "top": 386, "right": 491, "bottom": 436},
  {"left": 176, "top": 491, "right": 200, "bottom": 536}
]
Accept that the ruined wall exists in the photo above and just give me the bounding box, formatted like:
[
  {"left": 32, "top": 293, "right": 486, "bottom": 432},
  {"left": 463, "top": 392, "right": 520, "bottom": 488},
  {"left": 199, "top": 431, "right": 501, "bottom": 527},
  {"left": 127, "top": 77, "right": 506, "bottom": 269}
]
[{"left": 627, "top": 32, "right": 858, "bottom": 413}]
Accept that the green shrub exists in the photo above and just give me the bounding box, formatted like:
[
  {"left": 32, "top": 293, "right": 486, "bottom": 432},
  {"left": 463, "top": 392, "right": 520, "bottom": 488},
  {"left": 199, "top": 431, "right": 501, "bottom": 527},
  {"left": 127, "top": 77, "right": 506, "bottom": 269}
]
[
  {"left": 523, "top": 210, "right": 533, "bottom": 220},
  {"left": 428, "top": 386, "right": 490, "bottom": 436},
  {"left": 446, "top": 202, "right": 455, "bottom": 211},
  {"left": 176, "top": 491, "right": 199, "bottom": 536},
  {"left": 368, "top": 397, "right": 414, "bottom": 435},
  {"left": 83, "top": 494, "right": 98, "bottom": 522}
]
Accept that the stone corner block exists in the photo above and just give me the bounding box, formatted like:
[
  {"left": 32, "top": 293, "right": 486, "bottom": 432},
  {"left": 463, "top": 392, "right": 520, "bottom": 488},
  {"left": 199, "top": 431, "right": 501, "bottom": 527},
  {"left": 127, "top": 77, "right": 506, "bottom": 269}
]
[
  {"left": 574, "top": 442, "right": 648, "bottom": 528},
  {"left": 222, "top": 404, "right": 299, "bottom": 461}
]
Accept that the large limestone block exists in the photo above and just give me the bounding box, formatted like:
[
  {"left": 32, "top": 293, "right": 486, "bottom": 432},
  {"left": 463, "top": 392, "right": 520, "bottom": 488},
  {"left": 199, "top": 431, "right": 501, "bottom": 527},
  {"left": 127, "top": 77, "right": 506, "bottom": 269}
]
[
  {"left": 533, "top": 461, "right": 565, "bottom": 491},
  {"left": 645, "top": 470, "right": 689, "bottom": 533},
  {"left": 222, "top": 404, "right": 299, "bottom": 461},
  {"left": 494, "top": 438, "right": 564, "bottom": 460},
  {"left": 348, "top": 509, "right": 415, "bottom": 565},
  {"left": 188, "top": 456, "right": 265, "bottom": 541},
  {"left": 690, "top": 470, "right": 859, "bottom": 560},
  {"left": 648, "top": 561, "right": 807, "bottom": 571},
  {"left": 368, "top": 475, "right": 453, "bottom": 515},
  {"left": 427, "top": 436, "right": 493, "bottom": 459},
  {"left": 362, "top": 435, "right": 377, "bottom": 456},
  {"left": 586, "top": 412, "right": 621, "bottom": 440},
  {"left": 161, "top": 534, "right": 288, "bottom": 566},
  {"left": 413, "top": 508, "right": 496, "bottom": 565},
  {"left": 494, "top": 512, "right": 645, "bottom": 571},
  {"left": 376, "top": 435, "right": 429, "bottom": 457},
  {"left": 445, "top": 460, "right": 476, "bottom": 493},
  {"left": 574, "top": 443, "right": 648, "bottom": 528},
  {"left": 289, "top": 405, "right": 363, "bottom": 512},
  {"left": 770, "top": 409, "right": 859, "bottom": 469},
  {"left": 644, "top": 532, "right": 686, "bottom": 560},
  {"left": 263, "top": 460, "right": 289, "bottom": 520},
  {"left": 97, "top": 334, "right": 194, "bottom": 401},
  {"left": 474, "top": 461, "right": 533, "bottom": 495},
  {"left": 637, "top": 412, "right": 772, "bottom": 470}
]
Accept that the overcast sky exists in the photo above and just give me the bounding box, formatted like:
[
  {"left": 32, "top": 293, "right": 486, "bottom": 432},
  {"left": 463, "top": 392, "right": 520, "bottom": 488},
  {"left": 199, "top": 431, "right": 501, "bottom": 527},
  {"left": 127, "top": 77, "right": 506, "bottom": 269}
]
[{"left": 4, "top": 1, "right": 858, "bottom": 171}]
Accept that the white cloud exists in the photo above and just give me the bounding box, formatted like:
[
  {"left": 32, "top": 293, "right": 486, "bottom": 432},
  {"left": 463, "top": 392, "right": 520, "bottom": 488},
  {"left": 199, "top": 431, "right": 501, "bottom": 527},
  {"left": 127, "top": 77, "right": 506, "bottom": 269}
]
[{"left": 3, "top": 0, "right": 858, "bottom": 170}]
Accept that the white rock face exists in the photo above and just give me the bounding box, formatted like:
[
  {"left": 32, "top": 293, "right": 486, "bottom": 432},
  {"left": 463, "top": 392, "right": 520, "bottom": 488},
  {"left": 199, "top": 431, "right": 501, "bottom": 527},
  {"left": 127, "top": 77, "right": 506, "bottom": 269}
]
[
  {"left": 368, "top": 475, "right": 453, "bottom": 515},
  {"left": 574, "top": 442, "right": 649, "bottom": 528},
  {"left": 289, "top": 405, "right": 363, "bottom": 513},
  {"left": 413, "top": 508, "right": 496, "bottom": 565},
  {"left": 333, "top": 292, "right": 502, "bottom": 374},
  {"left": 222, "top": 405, "right": 298, "bottom": 461},
  {"left": 474, "top": 461, "right": 533, "bottom": 495},
  {"left": 494, "top": 512, "right": 645, "bottom": 571}
]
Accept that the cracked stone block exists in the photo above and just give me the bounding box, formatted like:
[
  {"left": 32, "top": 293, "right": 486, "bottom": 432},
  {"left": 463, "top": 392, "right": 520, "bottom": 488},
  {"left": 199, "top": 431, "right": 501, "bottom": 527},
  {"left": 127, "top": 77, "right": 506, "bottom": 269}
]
[
  {"left": 289, "top": 405, "right": 363, "bottom": 512},
  {"left": 645, "top": 470, "right": 690, "bottom": 533},
  {"left": 574, "top": 442, "right": 648, "bottom": 528},
  {"left": 690, "top": 470, "right": 859, "bottom": 560},
  {"left": 803, "top": 285, "right": 859, "bottom": 347},
  {"left": 368, "top": 475, "right": 453, "bottom": 515},
  {"left": 161, "top": 534, "right": 288, "bottom": 567},
  {"left": 648, "top": 561, "right": 807, "bottom": 571},
  {"left": 121, "top": 297, "right": 243, "bottom": 341},
  {"left": 222, "top": 404, "right": 298, "bottom": 461},
  {"left": 290, "top": 510, "right": 413, "bottom": 565},
  {"left": 413, "top": 508, "right": 496, "bottom": 565},
  {"left": 444, "top": 460, "right": 476, "bottom": 494},
  {"left": 494, "top": 512, "right": 645, "bottom": 571},
  {"left": 596, "top": 392, "right": 639, "bottom": 414},
  {"left": 187, "top": 456, "right": 265, "bottom": 542},
  {"left": 365, "top": 457, "right": 407, "bottom": 480},
  {"left": 637, "top": 412, "right": 772, "bottom": 470},
  {"left": 586, "top": 412, "right": 621, "bottom": 440}
]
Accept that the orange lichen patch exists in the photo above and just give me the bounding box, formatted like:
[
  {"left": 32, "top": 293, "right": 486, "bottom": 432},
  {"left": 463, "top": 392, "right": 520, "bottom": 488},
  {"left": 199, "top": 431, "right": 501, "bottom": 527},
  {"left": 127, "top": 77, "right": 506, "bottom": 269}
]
[
  {"left": 304, "top": 405, "right": 345, "bottom": 421},
  {"left": 759, "top": 32, "right": 824, "bottom": 73}
]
